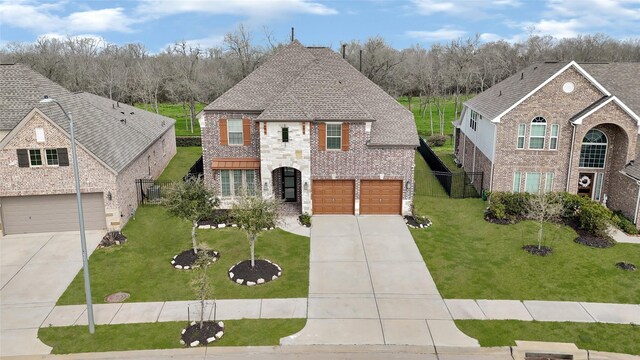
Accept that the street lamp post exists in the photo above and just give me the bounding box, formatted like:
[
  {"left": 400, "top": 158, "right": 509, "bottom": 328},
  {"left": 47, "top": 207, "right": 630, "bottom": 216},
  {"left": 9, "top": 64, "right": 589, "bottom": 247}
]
[{"left": 40, "top": 96, "right": 95, "bottom": 333}]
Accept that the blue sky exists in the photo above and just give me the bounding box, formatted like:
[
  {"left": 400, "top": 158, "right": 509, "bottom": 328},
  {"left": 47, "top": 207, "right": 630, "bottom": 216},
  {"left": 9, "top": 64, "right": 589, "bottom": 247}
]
[{"left": 1, "top": 0, "right": 639, "bottom": 52}]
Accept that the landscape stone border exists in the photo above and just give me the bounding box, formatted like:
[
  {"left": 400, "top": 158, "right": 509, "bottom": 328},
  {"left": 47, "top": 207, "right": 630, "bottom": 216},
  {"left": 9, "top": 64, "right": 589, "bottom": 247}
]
[
  {"left": 228, "top": 259, "right": 282, "bottom": 286},
  {"left": 404, "top": 215, "right": 432, "bottom": 229},
  {"left": 171, "top": 249, "right": 220, "bottom": 270},
  {"left": 179, "top": 320, "right": 224, "bottom": 347}
]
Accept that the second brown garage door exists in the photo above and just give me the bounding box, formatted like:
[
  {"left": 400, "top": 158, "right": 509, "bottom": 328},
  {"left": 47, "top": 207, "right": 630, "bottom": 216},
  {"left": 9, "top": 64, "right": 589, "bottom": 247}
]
[
  {"left": 360, "top": 180, "right": 403, "bottom": 215},
  {"left": 312, "top": 180, "right": 355, "bottom": 214}
]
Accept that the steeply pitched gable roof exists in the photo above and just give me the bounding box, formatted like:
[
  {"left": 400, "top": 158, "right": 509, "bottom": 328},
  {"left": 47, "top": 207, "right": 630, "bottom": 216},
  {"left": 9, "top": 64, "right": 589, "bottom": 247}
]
[
  {"left": 0, "top": 64, "right": 175, "bottom": 173},
  {"left": 205, "top": 41, "right": 417, "bottom": 147},
  {"left": 466, "top": 61, "right": 640, "bottom": 122}
]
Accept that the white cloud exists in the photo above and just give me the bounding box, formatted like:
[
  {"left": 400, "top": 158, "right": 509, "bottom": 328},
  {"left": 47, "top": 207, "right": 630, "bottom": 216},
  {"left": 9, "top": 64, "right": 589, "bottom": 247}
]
[
  {"left": 0, "top": 1, "right": 136, "bottom": 34},
  {"left": 406, "top": 27, "right": 467, "bottom": 41},
  {"left": 137, "top": 0, "right": 337, "bottom": 19},
  {"left": 523, "top": 19, "right": 582, "bottom": 39},
  {"left": 162, "top": 35, "right": 225, "bottom": 51},
  {"left": 410, "top": 0, "right": 519, "bottom": 15},
  {"left": 479, "top": 32, "right": 524, "bottom": 43}
]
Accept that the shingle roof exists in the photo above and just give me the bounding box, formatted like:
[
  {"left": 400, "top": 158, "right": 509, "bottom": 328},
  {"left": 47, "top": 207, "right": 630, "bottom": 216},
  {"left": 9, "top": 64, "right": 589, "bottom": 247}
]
[
  {"left": 465, "top": 61, "right": 569, "bottom": 120},
  {"left": 623, "top": 161, "right": 640, "bottom": 181},
  {"left": 0, "top": 64, "right": 175, "bottom": 173},
  {"left": 466, "top": 61, "right": 640, "bottom": 121},
  {"left": 206, "top": 41, "right": 417, "bottom": 147}
]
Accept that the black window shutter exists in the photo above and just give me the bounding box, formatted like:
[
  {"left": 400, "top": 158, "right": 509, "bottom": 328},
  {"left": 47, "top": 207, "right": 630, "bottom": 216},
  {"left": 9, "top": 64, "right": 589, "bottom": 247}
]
[
  {"left": 17, "top": 149, "right": 29, "bottom": 167},
  {"left": 57, "top": 148, "right": 69, "bottom": 166}
]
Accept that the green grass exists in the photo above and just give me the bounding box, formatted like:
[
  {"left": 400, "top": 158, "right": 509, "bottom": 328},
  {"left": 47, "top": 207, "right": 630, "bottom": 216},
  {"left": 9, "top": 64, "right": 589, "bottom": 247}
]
[
  {"left": 135, "top": 103, "right": 206, "bottom": 137},
  {"left": 397, "top": 95, "right": 470, "bottom": 137},
  {"left": 158, "top": 147, "right": 202, "bottom": 181},
  {"left": 456, "top": 320, "right": 640, "bottom": 355},
  {"left": 411, "top": 158, "right": 640, "bottom": 304},
  {"left": 58, "top": 206, "right": 310, "bottom": 305},
  {"left": 38, "top": 319, "right": 306, "bottom": 354}
]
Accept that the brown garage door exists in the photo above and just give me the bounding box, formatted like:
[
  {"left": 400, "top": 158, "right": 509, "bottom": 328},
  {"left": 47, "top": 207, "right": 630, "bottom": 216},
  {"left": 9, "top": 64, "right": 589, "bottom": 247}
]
[
  {"left": 1, "top": 193, "right": 106, "bottom": 234},
  {"left": 312, "top": 180, "right": 355, "bottom": 214},
  {"left": 360, "top": 180, "right": 403, "bottom": 215}
]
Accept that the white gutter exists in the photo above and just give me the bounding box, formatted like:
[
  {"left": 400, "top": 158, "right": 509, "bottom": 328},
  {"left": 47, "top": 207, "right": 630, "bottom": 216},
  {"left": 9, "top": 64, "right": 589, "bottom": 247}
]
[
  {"left": 566, "top": 122, "right": 577, "bottom": 192},
  {"left": 635, "top": 181, "right": 640, "bottom": 225}
]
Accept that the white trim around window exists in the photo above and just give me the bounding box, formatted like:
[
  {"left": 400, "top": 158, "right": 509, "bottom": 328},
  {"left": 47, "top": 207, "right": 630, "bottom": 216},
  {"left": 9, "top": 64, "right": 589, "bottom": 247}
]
[
  {"left": 524, "top": 172, "right": 542, "bottom": 194},
  {"left": 513, "top": 171, "right": 521, "bottom": 193},
  {"left": 528, "top": 116, "right": 546, "bottom": 150},
  {"left": 220, "top": 169, "right": 257, "bottom": 196},
  {"left": 545, "top": 172, "right": 554, "bottom": 193},
  {"left": 549, "top": 124, "right": 559, "bottom": 150},
  {"left": 326, "top": 123, "right": 342, "bottom": 150},
  {"left": 45, "top": 148, "right": 59, "bottom": 166},
  {"left": 227, "top": 119, "right": 243, "bottom": 145},
  {"left": 516, "top": 124, "right": 526, "bottom": 149},
  {"left": 29, "top": 149, "right": 42, "bottom": 167}
]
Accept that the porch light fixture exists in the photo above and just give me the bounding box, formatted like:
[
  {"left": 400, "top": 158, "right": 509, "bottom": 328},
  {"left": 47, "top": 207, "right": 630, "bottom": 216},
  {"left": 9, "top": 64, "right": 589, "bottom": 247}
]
[
  {"left": 39, "top": 95, "right": 95, "bottom": 334},
  {"left": 405, "top": 181, "right": 411, "bottom": 191},
  {"left": 107, "top": 191, "right": 112, "bottom": 201},
  {"left": 263, "top": 181, "right": 269, "bottom": 192},
  {"left": 303, "top": 181, "right": 309, "bottom": 191}
]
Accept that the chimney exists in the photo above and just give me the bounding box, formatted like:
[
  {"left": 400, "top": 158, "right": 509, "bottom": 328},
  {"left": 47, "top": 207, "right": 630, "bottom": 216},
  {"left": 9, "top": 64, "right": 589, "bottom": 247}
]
[{"left": 342, "top": 44, "right": 346, "bottom": 59}]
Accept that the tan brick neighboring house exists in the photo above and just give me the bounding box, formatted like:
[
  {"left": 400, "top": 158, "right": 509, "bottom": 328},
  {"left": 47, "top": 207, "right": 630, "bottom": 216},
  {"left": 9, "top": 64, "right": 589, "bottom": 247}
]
[
  {"left": 454, "top": 61, "right": 640, "bottom": 228},
  {"left": 202, "top": 41, "right": 418, "bottom": 215},
  {"left": 0, "top": 64, "right": 176, "bottom": 235}
]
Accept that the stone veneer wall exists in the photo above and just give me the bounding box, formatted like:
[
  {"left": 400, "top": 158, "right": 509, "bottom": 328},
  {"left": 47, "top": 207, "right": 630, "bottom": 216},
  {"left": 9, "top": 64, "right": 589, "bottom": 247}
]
[{"left": 310, "top": 122, "right": 415, "bottom": 214}]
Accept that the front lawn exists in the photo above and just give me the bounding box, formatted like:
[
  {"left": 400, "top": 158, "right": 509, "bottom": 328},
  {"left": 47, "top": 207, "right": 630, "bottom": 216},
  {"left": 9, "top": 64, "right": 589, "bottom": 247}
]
[
  {"left": 456, "top": 320, "right": 640, "bottom": 355},
  {"left": 58, "top": 206, "right": 310, "bottom": 305},
  {"left": 412, "top": 157, "right": 640, "bottom": 303},
  {"left": 39, "top": 319, "right": 306, "bottom": 354},
  {"left": 158, "top": 147, "right": 202, "bottom": 181}
]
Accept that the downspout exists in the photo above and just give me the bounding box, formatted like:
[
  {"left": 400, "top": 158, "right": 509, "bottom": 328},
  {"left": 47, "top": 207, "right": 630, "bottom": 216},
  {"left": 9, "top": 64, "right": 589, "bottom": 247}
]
[
  {"left": 566, "top": 122, "right": 577, "bottom": 192},
  {"left": 490, "top": 124, "right": 497, "bottom": 192}
]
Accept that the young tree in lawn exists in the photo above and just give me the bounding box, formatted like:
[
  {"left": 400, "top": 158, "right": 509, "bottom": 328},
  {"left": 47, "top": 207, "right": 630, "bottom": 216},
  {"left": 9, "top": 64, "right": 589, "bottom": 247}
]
[
  {"left": 163, "top": 178, "right": 218, "bottom": 254},
  {"left": 190, "top": 245, "right": 215, "bottom": 329},
  {"left": 527, "top": 193, "right": 563, "bottom": 250},
  {"left": 231, "top": 195, "right": 282, "bottom": 268}
]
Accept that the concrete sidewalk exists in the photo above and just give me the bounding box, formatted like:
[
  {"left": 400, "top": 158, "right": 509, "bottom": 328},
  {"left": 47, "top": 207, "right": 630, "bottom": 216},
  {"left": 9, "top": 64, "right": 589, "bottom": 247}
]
[
  {"left": 610, "top": 227, "right": 640, "bottom": 244},
  {"left": 39, "top": 298, "right": 307, "bottom": 327},
  {"left": 281, "top": 216, "right": 479, "bottom": 348},
  {"left": 445, "top": 299, "right": 640, "bottom": 324}
]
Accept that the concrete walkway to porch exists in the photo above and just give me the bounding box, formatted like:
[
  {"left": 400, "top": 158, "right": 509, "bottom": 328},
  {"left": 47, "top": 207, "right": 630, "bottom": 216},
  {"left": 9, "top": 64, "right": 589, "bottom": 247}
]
[
  {"left": 609, "top": 227, "right": 640, "bottom": 244},
  {"left": 280, "top": 215, "right": 479, "bottom": 348}
]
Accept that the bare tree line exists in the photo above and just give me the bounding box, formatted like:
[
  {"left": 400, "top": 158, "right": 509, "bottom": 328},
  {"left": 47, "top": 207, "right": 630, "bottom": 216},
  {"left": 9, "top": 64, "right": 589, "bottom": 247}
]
[{"left": 2, "top": 25, "right": 639, "bottom": 135}]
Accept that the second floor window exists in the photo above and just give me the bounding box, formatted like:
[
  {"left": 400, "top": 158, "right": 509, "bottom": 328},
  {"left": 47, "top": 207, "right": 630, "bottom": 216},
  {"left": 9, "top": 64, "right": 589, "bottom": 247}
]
[
  {"left": 529, "top": 116, "right": 546, "bottom": 149},
  {"left": 282, "top": 127, "right": 289, "bottom": 142},
  {"left": 29, "top": 149, "right": 42, "bottom": 167},
  {"left": 517, "top": 124, "right": 526, "bottom": 149},
  {"left": 470, "top": 110, "right": 480, "bottom": 131},
  {"left": 228, "top": 119, "right": 243, "bottom": 145},
  {"left": 326, "top": 123, "right": 342, "bottom": 150},
  {"left": 46, "top": 149, "right": 59, "bottom": 166}
]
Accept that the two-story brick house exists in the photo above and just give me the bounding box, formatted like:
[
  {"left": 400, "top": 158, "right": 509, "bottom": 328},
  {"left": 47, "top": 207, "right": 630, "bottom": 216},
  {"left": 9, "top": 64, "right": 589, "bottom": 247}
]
[
  {"left": 0, "top": 64, "right": 176, "bottom": 234},
  {"left": 201, "top": 41, "right": 418, "bottom": 215},
  {"left": 454, "top": 61, "right": 640, "bottom": 228}
]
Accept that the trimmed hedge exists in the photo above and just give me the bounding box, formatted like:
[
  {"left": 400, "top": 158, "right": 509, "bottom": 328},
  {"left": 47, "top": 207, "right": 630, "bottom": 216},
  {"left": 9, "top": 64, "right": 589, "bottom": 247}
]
[
  {"left": 487, "top": 192, "right": 615, "bottom": 238},
  {"left": 176, "top": 136, "right": 202, "bottom": 147},
  {"left": 613, "top": 211, "right": 639, "bottom": 235}
]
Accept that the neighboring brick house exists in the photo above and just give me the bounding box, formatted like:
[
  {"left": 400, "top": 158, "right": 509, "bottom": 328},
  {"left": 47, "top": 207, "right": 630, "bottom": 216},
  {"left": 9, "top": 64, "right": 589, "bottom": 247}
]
[
  {"left": 454, "top": 61, "right": 640, "bottom": 228},
  {"left": 0, "top": 64, "right": 176, "bottom": 235},
  {"left": 201, "top": 41, "right": 417, "bottom": 215}
]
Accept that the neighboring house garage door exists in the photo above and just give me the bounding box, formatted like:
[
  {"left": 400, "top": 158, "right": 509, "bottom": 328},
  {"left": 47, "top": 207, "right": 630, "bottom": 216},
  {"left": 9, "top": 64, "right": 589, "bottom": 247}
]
[
  {"left": 360, "top": 180, "right": 403, "bottom": 215},
  {"left": 1, "top": 193, "right": 106, "bottom": 235},
  {"left": 312, "top": 180, "right": 355, "bottom": 214}
]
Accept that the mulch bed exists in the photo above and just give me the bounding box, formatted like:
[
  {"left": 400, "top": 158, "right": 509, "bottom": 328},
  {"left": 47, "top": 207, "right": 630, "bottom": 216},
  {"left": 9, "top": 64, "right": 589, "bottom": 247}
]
[
  {"left": 197, "top": 210, "right": 233, "bottom": 228},
  {"left": 171, "top": 249, "right": 220, "bottom": 270},
  {"left": 180, "top": 320, "right": 224, "bottom": 347},
  {"left": 99, "top": 231, "right": 127, "bottom": 247},
  {"left": 522, "top": 245, "right": 553, "bottom": 256},
  {"left": 616, "top": 262, "right": 637, "bottom": 271},
  {"left": 574, "top": 228, "right": 616, "bottom": 248},
  {"left": 484, "top": 215, "right": 516, "bottom": 225},
  {"left": 404, "top": 215, "right": 432, "bottom": 229},
  {"left": 228, "top": 259, "right": 282, "bottom": 286}
]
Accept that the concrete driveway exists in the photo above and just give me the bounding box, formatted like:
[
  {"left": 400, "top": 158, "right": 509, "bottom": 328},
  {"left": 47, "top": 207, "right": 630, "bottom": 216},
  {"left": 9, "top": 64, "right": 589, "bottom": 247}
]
[
  {"left": 0, "top": 230, "right": 103, "bottom": 357},
  {"left": 281, "top": 216, "right": 478, "bottom": 348}
]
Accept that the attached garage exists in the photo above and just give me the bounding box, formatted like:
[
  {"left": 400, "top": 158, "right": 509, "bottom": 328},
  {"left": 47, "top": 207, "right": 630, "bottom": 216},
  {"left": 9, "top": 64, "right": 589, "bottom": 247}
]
[
  {"left": 312, "top": 180, "right": 355, "bottom": 214},
  {"left": 1, "top": 193, "right": 106, "bottom": 234},
  {"left": 360, "top": 180, "right": 403, "bottom": 215}
]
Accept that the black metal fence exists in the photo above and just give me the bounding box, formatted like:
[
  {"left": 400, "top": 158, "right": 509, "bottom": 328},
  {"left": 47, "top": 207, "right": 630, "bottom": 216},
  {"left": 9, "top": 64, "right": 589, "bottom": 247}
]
[
  {"left": 183, "top": 156, "right": 203, "bottom": 181},
  {"left": 416, "top": 138, "right": 483, "bottom": 199},
  {"left": 136, "top": 179, "right": 178, "bottom": 205}
]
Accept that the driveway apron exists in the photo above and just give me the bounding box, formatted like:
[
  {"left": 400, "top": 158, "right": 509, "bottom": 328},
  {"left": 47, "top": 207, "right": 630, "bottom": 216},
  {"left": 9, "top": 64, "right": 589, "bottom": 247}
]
[
  {"left": 281, "top": 216, "right": 478, "bottom": 348},
  {"left": 0, "top": 230, "right": 104, "bottom": 357}
]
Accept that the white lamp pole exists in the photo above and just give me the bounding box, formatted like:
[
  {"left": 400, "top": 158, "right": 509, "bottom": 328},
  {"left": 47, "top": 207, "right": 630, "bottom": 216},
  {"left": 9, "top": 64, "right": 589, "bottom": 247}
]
[{"left": 40, "top": 96, "right": 95, "bottom": 333}]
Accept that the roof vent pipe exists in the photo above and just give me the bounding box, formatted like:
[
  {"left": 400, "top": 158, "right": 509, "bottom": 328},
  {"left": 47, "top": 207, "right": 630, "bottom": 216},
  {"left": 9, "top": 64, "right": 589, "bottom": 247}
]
[
  {"left": 291, "top": 27, "right": 294, "bottom": 42},
  {"left": 342, "top": 44, "right": 346, "bottom": 59},
  {"left": 117, "top": 101, "right": 120, "bottom": 107},
  {"left": 520, "top": 72, "right": 524, "bottom": 80},
  {"left": 359, "top": 49, "right": 363, "bottom": 71}
]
